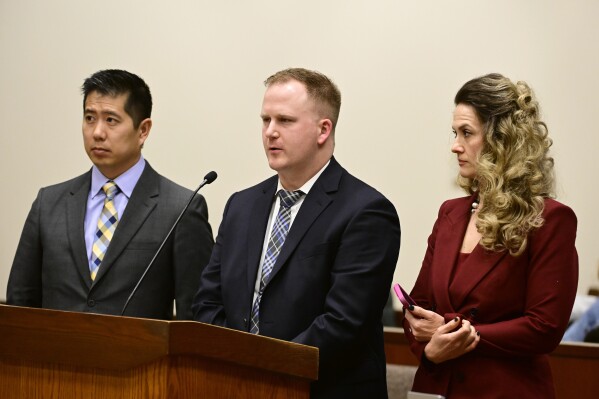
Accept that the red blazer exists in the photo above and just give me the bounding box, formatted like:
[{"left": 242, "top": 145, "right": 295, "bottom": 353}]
[{"left": 404, "top": 195, "right": 578, "bottom": 399}]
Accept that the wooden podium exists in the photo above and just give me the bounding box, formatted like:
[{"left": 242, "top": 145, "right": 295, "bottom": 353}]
[{"left": 0, "top": 304, "right": 318, "bottom": 398}]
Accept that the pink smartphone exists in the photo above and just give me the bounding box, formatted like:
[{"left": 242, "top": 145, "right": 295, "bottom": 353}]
[{"left": 393, "top": 283, "right": 417, "bottom": 308}]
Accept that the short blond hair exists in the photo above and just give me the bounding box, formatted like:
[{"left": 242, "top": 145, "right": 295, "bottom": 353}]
[{"left": 265, "top": 68, "right": 341, "bottom": 129}]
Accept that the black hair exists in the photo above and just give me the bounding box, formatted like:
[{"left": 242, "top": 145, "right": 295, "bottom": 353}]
[{"left": 82, "top": 69, "right": 152, "bottom": 128}]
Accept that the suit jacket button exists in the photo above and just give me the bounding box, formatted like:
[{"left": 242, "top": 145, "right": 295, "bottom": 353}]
[
  {"left": 470, "top": 308, "right": 479, "bottom": 319},
  {"left": 243, "top": 318, "right": 248, "bottom": 327},
  {"left": 87, "top": 299, "right": 96, "bottom": 307}
]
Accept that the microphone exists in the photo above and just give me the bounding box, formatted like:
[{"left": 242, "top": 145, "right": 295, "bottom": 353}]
[{"left": 121, "top": 171, "right": 218, "bottom": 316}]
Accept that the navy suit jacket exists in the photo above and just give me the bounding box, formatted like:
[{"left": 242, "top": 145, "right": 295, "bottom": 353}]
[
  {"left": 404, "top": 195, "right": 578, "bottom": 398},
  {"left": 7, "top": 162, "right": 214, "bottom": 320},
  {"left": 193, "top": 158, "right": 401, "bottom": 398}
]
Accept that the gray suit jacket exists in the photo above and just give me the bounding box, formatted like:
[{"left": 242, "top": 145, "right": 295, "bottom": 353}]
[{"left": 7, "top": 162, "right": 214, "bottom": 320}]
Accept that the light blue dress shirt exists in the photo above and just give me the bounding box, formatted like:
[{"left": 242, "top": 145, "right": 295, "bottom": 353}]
[{"left": 84, "top": 156, "right": 146, "bottom": 271}]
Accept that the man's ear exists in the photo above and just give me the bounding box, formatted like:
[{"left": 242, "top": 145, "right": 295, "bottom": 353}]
[
  {"left": 317, "top": 118, "right": 333, "bottom": 145},
  {"left": 138, "top": 118, "right": 152, "bottom": 146}
]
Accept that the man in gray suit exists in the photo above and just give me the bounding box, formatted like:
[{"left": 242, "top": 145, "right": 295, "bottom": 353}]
[{"left": 7, "top": 69, "right": 214, "bottom": 320}]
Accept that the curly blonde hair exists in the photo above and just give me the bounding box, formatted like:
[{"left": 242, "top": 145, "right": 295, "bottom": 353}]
[{"left": 455, "top": 73, "right": 555, "bottom": 256}]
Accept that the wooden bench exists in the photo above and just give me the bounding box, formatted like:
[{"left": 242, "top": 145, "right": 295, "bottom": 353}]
[{"left": 384, "top": 326, "right": 599, "bottom": 399}]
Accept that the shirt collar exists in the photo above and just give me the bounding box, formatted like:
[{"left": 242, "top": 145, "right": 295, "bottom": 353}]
[
  {"left": 90, "top": 156, "right": 146, "bottom": 199},
  {"left": 276, "top": 159, "right": 331, "bottom": 195}
]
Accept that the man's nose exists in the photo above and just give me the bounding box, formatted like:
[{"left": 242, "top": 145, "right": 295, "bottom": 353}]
[{"left": 92, "top": 121, "right": 106, "bottom": 139}]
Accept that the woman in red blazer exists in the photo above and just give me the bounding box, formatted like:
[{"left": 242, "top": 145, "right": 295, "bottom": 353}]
[{"left": 403, "top": 73, "right": 578, "bottom": 398}]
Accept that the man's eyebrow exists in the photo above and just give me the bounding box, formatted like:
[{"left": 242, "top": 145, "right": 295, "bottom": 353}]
[
  {"left": 260, "top": 113, "right": 294, "bottom": 119},
  {"left": 84, "top": 108, "right": 120, "bottom": 118},
  {"left": 272, "top": 113, "right": 296, "bottom": 120}
]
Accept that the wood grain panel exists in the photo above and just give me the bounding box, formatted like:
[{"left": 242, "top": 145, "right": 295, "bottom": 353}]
[{"left": 0, "top": 305, "right": 318, "bottom": 398}]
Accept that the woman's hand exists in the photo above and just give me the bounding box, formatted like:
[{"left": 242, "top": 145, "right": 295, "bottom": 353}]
[
  {"left": 404, "top": 305, "right": 445, "bottom": 342},
  {"left": 423, "top": 317, "right": 480, "bottom": 364}
]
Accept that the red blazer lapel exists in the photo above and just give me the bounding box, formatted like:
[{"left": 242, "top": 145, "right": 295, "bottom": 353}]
[
  {"left": 431, "top": 198, "right": 471, "bottom": 313},
  {"left": 440, "top": 193, "right": 509, "bottom": 311},
  {"left": 450, "top": 245, "right": 508, "bottom": 310}
]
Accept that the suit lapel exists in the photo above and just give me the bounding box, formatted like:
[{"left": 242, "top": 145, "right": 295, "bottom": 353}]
[
  {"left": 92, "top": 164, "right": 159, "bottom": 284},
  {"left": 246, "top": 177, "right": 278, "bottom": 293},
  {"left": 265, "top": 159, "right": 341, "bottom": 286},
  {"left": 66, "top": 172, "right": 94, "bottom": 288},
  {"left": 450, "top": 244, "right": 508, "bottom": 310},
  {"left": 432, "top": 194, "right": 509, "bottom": 311},
  {"left": 431, "top": 199, "right": 470, "bottom": 312}
]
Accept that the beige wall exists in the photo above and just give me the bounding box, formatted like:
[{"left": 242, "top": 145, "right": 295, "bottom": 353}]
[{"left": 1, "top": 1, "right": 598, "bottom": 305}]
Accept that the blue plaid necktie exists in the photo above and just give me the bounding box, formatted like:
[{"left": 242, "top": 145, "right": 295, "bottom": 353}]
[
  {"left": 90, "top": 181, "right": 119, "bottom": 281},
  {"left": 250, "top": 189, "right": 304, "bottom": 334}
]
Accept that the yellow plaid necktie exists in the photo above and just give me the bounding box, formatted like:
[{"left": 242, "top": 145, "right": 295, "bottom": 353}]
[{"left": 90, "top": 181, "right": 119, "bottom": 280}]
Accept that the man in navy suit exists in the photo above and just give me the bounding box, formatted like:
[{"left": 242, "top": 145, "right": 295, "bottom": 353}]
[
  {"left": 7, "top": 69, "right": 214, "bottom": 320},
  {"left": 193, "top": 68, "right": 401, "bottom": 398}
]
